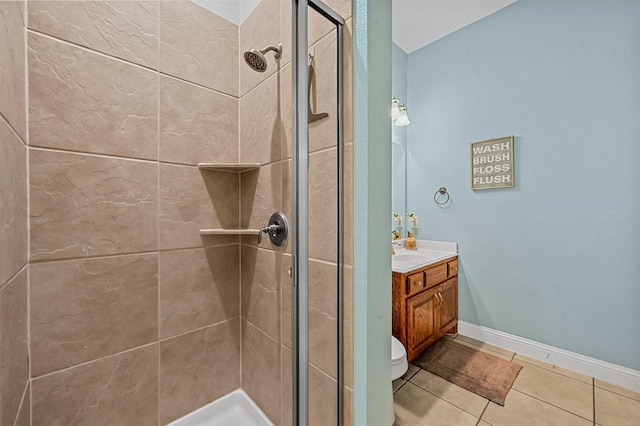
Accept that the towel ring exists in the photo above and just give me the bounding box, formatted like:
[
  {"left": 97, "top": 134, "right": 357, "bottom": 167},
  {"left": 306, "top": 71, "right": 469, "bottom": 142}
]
[{"left": 434, "top": 187, "right": 450, "bottom": 206}]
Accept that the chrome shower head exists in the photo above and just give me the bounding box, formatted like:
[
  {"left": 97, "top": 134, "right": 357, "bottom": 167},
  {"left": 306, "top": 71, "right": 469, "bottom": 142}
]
[{"left": 243, "top": 43, "right": 282, "bottom": 72}]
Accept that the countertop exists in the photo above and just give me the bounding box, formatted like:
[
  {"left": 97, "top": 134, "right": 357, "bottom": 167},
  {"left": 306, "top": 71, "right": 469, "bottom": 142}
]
[{"left": 391, "top": 239, "right": 458, "bottom": 273}]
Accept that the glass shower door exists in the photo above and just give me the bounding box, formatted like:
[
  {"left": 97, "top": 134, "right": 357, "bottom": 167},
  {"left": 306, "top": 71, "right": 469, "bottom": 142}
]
[{"left": 291, "top": 1, "right": 345, "bottom": 425}]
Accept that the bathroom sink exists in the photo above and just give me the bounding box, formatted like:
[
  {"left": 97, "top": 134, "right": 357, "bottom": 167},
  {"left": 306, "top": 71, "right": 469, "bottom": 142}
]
[
  {"left": 392, "top": 246, "right": 457, "bottom": 273},
  {"left": 392, "top": 254, "right": 427, "bottom": 263}
]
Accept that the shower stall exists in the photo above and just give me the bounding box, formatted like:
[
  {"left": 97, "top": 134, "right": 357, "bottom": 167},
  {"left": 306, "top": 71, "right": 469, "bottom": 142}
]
[{"left": 0, "top": 0, "right": 353, "bottom": 425}]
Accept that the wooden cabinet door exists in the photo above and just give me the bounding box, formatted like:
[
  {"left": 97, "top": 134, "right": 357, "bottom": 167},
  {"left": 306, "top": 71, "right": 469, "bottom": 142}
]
[
  {"left": 437, "top": 277, "right": 458, "bottom": 335},
  {"left": 406, "top": 286, "right": 438, "bottom": 358}
]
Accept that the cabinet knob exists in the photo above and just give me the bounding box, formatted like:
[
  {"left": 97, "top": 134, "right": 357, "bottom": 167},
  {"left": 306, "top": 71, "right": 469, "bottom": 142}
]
[{"left": 419, "top": 280, "right": 423, "bottom": 287}]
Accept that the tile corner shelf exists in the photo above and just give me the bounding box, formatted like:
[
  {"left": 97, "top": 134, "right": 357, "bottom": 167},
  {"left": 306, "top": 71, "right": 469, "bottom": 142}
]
[
  {"left": 197, "top": 163, "right": 261, "bottom": 172},
  {"left": 200, "top": 228, "right": 261, "bottom": 236}
]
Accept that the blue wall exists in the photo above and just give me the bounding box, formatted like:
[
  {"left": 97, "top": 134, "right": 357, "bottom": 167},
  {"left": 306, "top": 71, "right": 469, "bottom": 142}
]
[{"left": 404, "top": 0, "right": 639, "bottom": 369}]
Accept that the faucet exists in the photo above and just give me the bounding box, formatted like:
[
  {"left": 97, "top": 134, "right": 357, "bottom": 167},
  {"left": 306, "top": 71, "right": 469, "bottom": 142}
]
[{"left": 391, "top": 240, "right": 402, "bottom": 255}]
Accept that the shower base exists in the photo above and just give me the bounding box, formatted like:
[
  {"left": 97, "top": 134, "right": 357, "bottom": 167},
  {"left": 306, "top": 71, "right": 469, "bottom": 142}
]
[{"left": 169, "top": 389, "right": 274, "bottom": 426}]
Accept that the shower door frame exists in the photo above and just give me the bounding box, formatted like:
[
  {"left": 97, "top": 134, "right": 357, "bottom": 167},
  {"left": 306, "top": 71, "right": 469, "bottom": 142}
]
[{"left": 291, "top": 1, "right": 345, "bottom": 425}]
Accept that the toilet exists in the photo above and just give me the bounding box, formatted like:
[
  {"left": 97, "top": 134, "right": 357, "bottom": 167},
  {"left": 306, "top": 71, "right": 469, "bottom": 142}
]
[
  {"left": 390, "top": 336, "right": 408, "bottom": 425},
  {"left": 391, "top": 336, "right": 408, "bottom": 380}
]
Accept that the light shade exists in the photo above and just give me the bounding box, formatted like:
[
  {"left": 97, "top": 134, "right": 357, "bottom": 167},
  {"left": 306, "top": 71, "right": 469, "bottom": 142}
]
[
  {"left": 394, "top": 105, "right": 410, "bottom": 126},
  {"left": 391, "top": 97, "right": 401, "bottom": 119}
]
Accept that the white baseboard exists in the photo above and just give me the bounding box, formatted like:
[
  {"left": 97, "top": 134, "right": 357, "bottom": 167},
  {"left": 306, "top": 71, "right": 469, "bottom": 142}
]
[{"left": 458, "top": 321, "right": 640, "bottom": 393}]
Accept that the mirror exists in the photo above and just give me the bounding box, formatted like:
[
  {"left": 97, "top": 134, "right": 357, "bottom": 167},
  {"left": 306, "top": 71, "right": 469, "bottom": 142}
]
[
  {"left": 391, "top": 42, "right": 408, "bottom": 234},
  {"left": 391, "top": 139, "right": 406, "bottom": 232}
]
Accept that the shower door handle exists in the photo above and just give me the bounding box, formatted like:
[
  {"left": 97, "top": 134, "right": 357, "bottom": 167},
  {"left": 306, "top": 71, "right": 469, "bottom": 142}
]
[
  {"left": 308, "top": 61, "right": 329, "bottom": 123},
  {"left": 259, "top": 212, "right": 289, "bottom": 247}
]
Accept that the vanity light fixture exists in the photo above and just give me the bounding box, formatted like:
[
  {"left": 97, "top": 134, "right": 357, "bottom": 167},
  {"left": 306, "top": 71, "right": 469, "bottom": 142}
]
[
  {"left": 392, "top": 96, "right": 410, "bottom": 126},
  {"left": 395, "top": 105, "right": 410, "bottom": 127},
  {"left": 391, "top": 96, "right": 401, "bottom": 119}
]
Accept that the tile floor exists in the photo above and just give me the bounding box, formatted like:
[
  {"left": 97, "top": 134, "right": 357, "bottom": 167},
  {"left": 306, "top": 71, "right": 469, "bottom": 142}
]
[{"left": 393, "top": 335, "right": 640, "bottom": 426}]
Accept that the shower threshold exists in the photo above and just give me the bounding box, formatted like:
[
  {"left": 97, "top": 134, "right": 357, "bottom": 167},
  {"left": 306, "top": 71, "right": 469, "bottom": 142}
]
[{"left": 168, "top": 389, "right": 274, "bottom": 426}]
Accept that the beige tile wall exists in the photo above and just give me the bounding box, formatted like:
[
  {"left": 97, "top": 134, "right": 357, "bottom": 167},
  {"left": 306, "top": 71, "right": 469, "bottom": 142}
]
[
  {"left": 0, "top": 114, "right": 27, "bottom": 284},
  {"left": 0, "top": 269, "right": 29, "bottom": 426},
  {"left": 0, "top": 1, "right": 29, "bottom": 426},
  {"left": 29, "top": 149, "right": 159, "bottom": 260},
  {"left": 28, "top": 32, "right": 158, "bottom": 160},
  {"left": 25, "top": 0, "right": 242, "bottom": 424},
  {"left": 0, "top": 1, "right": 27, "bottom": 140},
  {"left": 159, "top": 76, "right": 239, "bottom": 165},
  {"left": 2, "top": 0, "right": 353, "bottom": 424},
  {"left": 30, "top": 253, "right": 160, "bottom": 376},
  {"left": 159, "top": 0, "right": 238, "bottom": 96},
  {"left": 27, "top": 0, "right": 159, "bottom": 68},
  {"left": 159, "top": 319, "right": 241, "bottom": 423},
  {"left": 32, "top": 344, "right": 160, "bottom": 426}
]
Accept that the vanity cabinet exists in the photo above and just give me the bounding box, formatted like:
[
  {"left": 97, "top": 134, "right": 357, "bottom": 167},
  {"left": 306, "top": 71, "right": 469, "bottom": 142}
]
[{"left": 392, "top": 257, "right": 458, "bottom": 362}]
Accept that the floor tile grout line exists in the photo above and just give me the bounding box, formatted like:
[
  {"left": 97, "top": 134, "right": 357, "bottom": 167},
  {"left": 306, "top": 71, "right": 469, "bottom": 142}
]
[
  {"left": 393, "top": 380, "right": 407, "bottom": 394},
  {"left": 404, "top": 375, "right": 491, "bottom": 421},
  {"left": 456, "top": 338, "right": 593, "bottom": 386},
  {"left": 397, "top": 339, "right": 638, "bottom": 425},
  {"left": 476, "top": 400, "right": 491, "bottom": 426},
  {"left": 510, "top": 388, "right": 595, "bottom": 423},
  {"left": 464, "top": 336, "right": 638, "bottom": 398},
  {"left": 514, "top": 355, "right": 594, "bottom": 386},
  {"left": 593, "top": 385, "right": 640, "bottom": 402},
  {"left": 403, "top": 365, "right": 420, "bottom": 381},
  {"left": 405, "top": 361, "right": 594, "bottom": 424}
]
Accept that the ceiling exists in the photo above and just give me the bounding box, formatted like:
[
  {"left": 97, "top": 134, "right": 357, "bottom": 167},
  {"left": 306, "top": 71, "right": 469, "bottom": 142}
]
[
  {"left": 193, "top": 0, "right": 518, "bottom": 53},
  {"left": 392, "top": 0, "right": 517, "bottom": 53},
  {"left": 192, "top": 0, "right": 260, "bottom": 25}
]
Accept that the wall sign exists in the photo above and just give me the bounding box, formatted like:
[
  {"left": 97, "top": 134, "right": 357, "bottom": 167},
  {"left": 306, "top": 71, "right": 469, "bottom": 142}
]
[{"left": 470, "top": 136, "right": 515, "bottom": 190}]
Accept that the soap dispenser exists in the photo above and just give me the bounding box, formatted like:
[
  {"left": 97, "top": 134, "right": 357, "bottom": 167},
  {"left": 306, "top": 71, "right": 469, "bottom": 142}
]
[{"left": 406, "top": 231, "right": 417, "bottom": 250}]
